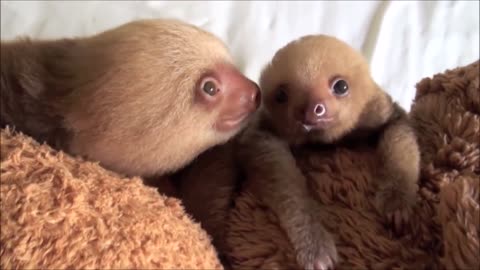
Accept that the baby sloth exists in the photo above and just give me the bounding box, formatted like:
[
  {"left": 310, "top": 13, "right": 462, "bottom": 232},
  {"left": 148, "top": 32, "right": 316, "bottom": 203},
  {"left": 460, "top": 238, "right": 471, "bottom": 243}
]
[
  {"left": 235, "top": 35, "right": 420, "bottom": 269},
  {"left": 0, "top": 19, "right": 261, "bottom": 178}
]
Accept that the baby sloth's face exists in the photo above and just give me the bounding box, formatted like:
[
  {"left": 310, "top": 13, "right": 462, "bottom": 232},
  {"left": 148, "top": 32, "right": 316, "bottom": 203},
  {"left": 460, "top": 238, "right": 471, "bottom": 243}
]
[{"left": 259, "top": 35, "right": 378, "bottom": 145}]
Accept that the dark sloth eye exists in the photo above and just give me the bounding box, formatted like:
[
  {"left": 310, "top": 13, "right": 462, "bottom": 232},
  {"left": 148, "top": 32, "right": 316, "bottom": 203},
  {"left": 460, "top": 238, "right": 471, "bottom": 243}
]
[
  {"left": 332, "top": 79, "right": 349, "bottom": 96},
  {"left": 275, "top": 86, "right": 288, "bottom": 104},
  {"left": 202, "top": 80, "right": 218, "bottom": 96}
]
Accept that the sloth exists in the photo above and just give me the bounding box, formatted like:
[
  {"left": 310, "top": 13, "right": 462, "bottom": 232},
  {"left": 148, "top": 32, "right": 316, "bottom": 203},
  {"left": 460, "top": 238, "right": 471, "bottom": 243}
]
[
  {"left": 0, "top": 19, "right": 261, "bottom": 178},
  {"left": 179, "top": 34, "right": 420, "bottom": 270}
]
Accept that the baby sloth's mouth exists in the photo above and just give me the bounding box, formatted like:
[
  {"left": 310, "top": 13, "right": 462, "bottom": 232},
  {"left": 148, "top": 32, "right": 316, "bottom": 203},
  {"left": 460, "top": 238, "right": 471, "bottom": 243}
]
[{"left": 299, "top": 118, "right": 334, "bottom": 132}]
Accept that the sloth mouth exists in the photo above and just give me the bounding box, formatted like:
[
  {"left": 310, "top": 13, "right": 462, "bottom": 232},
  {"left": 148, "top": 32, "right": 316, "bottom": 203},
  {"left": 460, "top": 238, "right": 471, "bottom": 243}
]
[
  {"left": 300, "top": 118, "right": 334, "bottom": 132},
  {"left": 216, "top": 113, "right": 250, "bottom": 132}
]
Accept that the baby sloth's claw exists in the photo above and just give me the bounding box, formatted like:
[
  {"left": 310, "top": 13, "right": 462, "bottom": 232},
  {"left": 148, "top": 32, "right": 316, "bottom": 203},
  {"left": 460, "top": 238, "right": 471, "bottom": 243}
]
[
  {"left": 294, "top": 218, "right": 338, "bottom": 270},
  {"left": 375, "top": 182, "right": 416, "bottom": 235},
  {"left": 387, "top": 206, "right": 413, "bottom": 235},
  {"left": 313, "top": 254, "right": 335, "bottom": 270},
  {"left": 305, "top": 245, "right": 337, "bottom": 270}
]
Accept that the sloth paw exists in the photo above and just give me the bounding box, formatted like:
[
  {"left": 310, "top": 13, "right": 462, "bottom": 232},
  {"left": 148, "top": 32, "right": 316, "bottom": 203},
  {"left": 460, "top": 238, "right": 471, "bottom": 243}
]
[
  {"left": 375, "top": 185, "right": 416, "bottom": 235},
  {"left": 293, "top": 217, "right": 338, "bottom": 270}
]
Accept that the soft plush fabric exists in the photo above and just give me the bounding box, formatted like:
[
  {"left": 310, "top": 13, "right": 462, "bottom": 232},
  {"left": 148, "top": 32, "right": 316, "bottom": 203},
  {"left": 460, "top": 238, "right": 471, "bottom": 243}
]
[
  {"left": 0, "top": 128, "right": 222, "bottom": 269},
  {"left": 225, "top": 60, "right": 479, "bottom": 270},
  {"left": 1, "top": 61, "right": 478, "bottom": 269}
]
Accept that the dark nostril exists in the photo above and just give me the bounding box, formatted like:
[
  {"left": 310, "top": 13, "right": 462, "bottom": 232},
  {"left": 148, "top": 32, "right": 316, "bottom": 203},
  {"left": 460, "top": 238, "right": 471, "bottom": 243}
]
[{"left": 314, "top": 104, "right": 326, "bottom": 116}]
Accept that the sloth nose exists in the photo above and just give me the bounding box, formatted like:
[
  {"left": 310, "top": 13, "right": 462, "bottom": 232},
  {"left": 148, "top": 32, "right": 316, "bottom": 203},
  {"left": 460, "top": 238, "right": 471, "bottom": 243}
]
[
  {"left": 314, "top": 104, "right": 326, "bottom": 116},
  {"left": 251, "top": 82, "right": 262, "bottom": 109},
  {"left": 240, "top": 80, "right": 261, "bottom": 112},
  {"left": 304, "top": 101, "right": 328, "bottom": 124}
]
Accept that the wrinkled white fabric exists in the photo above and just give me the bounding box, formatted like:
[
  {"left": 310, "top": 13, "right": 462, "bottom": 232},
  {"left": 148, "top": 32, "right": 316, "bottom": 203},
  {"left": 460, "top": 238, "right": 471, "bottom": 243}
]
[{"left": 1, "top": 0, "right": 478, "bottom": 110}]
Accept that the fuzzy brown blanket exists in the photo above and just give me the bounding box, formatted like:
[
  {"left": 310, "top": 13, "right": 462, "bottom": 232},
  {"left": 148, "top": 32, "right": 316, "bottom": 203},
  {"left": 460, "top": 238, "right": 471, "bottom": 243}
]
[
  {"left": 1, "top": 61, "right": 479, "bottom": 269},
  {"left": 224, "top": 60, "right": 480, "bottom": 270}
]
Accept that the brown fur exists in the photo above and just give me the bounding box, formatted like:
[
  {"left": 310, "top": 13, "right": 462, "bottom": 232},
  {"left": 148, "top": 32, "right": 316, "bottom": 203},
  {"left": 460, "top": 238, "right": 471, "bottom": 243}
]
[
  {"left": 176, "top": 140, "right": 239, "bottom": 267},
  {"left": 179, "top": 35, "right": 421, "bottom": 270},
  {"left": 0, "top": 19, "right": 259, "bottom": 179}
]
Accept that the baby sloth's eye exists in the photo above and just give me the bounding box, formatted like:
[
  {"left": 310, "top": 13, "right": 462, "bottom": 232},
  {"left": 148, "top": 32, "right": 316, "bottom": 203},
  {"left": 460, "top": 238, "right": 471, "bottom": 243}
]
[
  {"left": 274, "top": 86, "right": 288, "bottom": 104},
  {"left": 202, "top": 80, "right": 218, "bottom": 96},
  {"left": 331, "top": 78, "right": 349, "bottom": 96}
]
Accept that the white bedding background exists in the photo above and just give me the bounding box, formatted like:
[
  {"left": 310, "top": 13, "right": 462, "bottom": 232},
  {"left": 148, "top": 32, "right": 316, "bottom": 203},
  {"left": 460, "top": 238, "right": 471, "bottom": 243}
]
[{"left": 1, "top": 0, "right": 479, "bottom": 111}]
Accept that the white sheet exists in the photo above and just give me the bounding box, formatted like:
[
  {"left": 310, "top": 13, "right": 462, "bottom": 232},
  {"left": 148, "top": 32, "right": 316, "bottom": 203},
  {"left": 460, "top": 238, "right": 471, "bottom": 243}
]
[{"left": 1, "top": 0, "right": 479, "bottom": 111}]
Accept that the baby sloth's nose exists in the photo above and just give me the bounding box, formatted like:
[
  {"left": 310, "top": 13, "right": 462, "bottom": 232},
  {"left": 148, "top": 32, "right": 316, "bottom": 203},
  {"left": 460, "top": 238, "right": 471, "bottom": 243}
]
[
  {"left": 313, "top": 103, "right": 326, "bottom": 116},
  {"left": 253, "top": 83, "right": 262, "bottom": 109},
  {"left": 304, "top": 101, "right": 328, "bottom": 124}
]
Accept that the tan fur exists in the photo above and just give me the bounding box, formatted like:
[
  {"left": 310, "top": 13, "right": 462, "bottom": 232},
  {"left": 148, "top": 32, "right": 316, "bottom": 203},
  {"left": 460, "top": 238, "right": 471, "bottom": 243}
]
[
  {"left": 63, "top": 20, "right": 237, "bottom": 177},
  {"left": 180, "top": 34, "right": 421, "bottom": 270},
  {"left": 259, "top": 35, "right": 377, "bottom": 144},
  {"left": 1, "top": 19, "right": 259, "bottom": 178}
]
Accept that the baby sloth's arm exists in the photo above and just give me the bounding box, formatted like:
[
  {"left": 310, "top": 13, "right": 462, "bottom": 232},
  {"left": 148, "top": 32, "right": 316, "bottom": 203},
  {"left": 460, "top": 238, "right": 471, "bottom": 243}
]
[
  {"left": 360, "top": 93, "right": 420, "bottom": 233},
  {"left": 376, "top": 108, "right": 420, "bottom": 232},
  {"left": 236, "top": 127, "right": 337, "bottom": 270}
]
